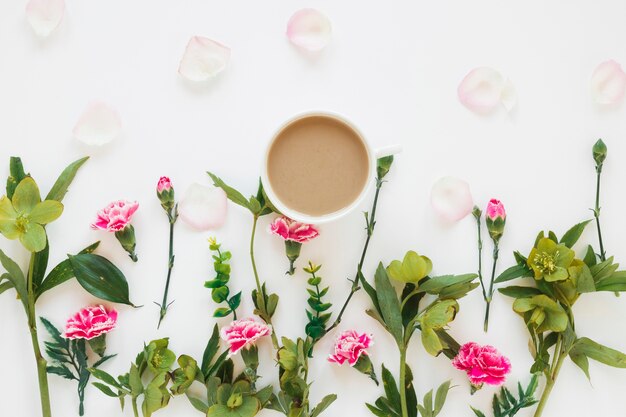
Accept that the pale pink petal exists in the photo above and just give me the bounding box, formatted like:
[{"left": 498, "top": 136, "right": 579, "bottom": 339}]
[
  {"left": 26, "top": 0, "right": 65, "bottom": 37},
  {"left": 73, "top": 102, "right": 121, "bottom": 146},
  {"left": 458, "top": 67, "right": 514, "bottom": 114},
  {"left": 287, "top": 8, "right": 332, "bottom": 51},
  {"left": 430, "top": 176, "right": 473, "bottom": 222},
  {"left": 178, "top": 36, "right": 231, "bottom": 82},
  {"left": 591, "top": 60, "right": 626, "bottom": 105},
  {"left": 179, "top": 183, "right": 227, "bottom": 230}
]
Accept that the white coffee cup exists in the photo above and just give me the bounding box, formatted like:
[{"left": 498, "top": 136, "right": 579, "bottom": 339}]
[{"left": 261, "top": 111, "right": 401, "bottom": 224}]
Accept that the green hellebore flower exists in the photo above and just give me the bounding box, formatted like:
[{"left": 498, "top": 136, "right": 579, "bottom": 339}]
[
  {"left": 513, "top": 295, "right": 568, "bottom": 333},
  {"left": 0, "top": 177, "right": 63, "bottom": 253},
  {"left": 145, "top": 338, "right": 176, "bottom": 373},
  {"left": 387, "top": 250, "right": 432, "bottom": 284},
  {"left": 527, "top": 237, "right": 575, "bottom": 282}
]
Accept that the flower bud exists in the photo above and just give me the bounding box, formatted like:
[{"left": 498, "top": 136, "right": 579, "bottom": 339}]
[
  {"left": 114, "top": 224, "right": 138, "bottom": 262},
  {"left": 157, "top": 176, "right": 175, "bottom": 212},
  {"left": 592, "top": 139, "right": 607, "bottom": 166},
  {"left": 472, "top": 205, "right": 482, "bottom": 220},
  {"left": 485, "top": 199, "right": 506, "bottom": 242},
  {"left": 376, "top": 156, "right": 394, "bottom": 179}
]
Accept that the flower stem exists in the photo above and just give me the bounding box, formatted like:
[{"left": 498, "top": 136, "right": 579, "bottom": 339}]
[
  {"left": 250, "top": 215, "right": 279, "bottom": 350},
  {"left": 534, "top": 336, "right": 566, "bottom": 417},
  {"left": 474, "top": 210, "right": 487, "bottom": 302},
  {"left": 27, "top": 254, "right": 52, "bottom": 417},
  {"left": 399, "top": 346, "right": 409, "bottom": 417},
  {"left": 593, "top": 164, "right": 606, "bottom": 262},
  {"left": 131, "top": 398, "right": 139, "bottom": 417},
  {"left": 484, "top": 242, "right": 499, "bottom": 332},
  {"left": 326, "top": 178, "right": 384, "bottom": 333},
  {"left": 157, "top": 208, "right": 177, "bottom": 328}
]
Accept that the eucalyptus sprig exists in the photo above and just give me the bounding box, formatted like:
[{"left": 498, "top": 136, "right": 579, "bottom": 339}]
[
  {"left": 204, "top": 237, "right": 241, "bottom": 319},
  {"left": 41, "top": 317, "right": 116, "bottom": 416},
  {"left": 362, "top": 254, "right": 477, "bottom": 417},
  {"left": 303, "top": 261, "right": 332, "bottom": 345},
  {"left": 471, "top": 374, "right": 539, "bottom": 417},
  {"left": 0, "top": 157, "right": 134, "bottom": 417}
]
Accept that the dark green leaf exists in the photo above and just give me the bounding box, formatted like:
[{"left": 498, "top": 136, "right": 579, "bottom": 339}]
[
  {"left": 374, "top": 263, "right": 403, "bottom": 345},
  {"left": 366, "top": 403, "right": 388, "bottom": 417},
  {"left": 559, "top": 220, "right": 592, "bottom": 248},
  {"left": 36, "top": 242, "right": 100, "bottom": 299},
  {"left": 0, "top": 249, "right": 28, "bottom": 310},
  {"left": 401, "top": 283, "right": 423, "bottom": 328},
  {"left": 494, "top": 264, "right": 532, "bottom": 284},
  {"left": 69, "top": 253, "right": 133, "bottom": 306},
  {"left": 201, "top": 325, "right": 221, "bottom": 377},
  {"left": 360, "top": 270, "right": 382, "bottom": 318},
  {"left": 583, "top": 245, "right": 597, "bottom": 267},
  {"left": 40, "top": 317, "right": 66, "bottom": 346},
  {"left": 207, "top": 172, "right": 251, "bottom": 212},
  {"left": 213, "top": 308, "right": 231, "bottom": 318},
  {"left": 93, "top": 354, "right": 116, "bottom": 368},
  {"left": 47, "top": 365, "right": 75, "bottom": 380},
  {"left": 311, "top": 394, "right": 337, "bottom": 417},
  {"left": 471, "top": 407, "right": 487, "bottom": 417},
  {"left": 418, "top": 274, "right": 476, "bottom": 294},
  {"left": 433, "top": 380, "right": 451, "bottom": 416},
  {"left": 570, "top": 337, "right": 626, "bottom": 370},
  {"left": 32, "top": 242, "right": 49, "bottom": 290},
  {"left": 92, "top": 382, "right": 120, "bottom": 398},
  {"left": 498, "top": 286, "right": 542, "bottom": 298},
  {"left": 381, "top": 364, "right": 401, "bottom": 414},
  {"left": 45, "top": 157, "right": 89, "bottom": 202}
]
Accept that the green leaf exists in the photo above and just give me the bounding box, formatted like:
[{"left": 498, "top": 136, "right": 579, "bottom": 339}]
[
  {"left": 559, "top": 220, "right": 592, "bottom": 248},
  {"left": 374, "top": 263, "right": 403, "bottom": 346},
  {"left": 202, "top": 324, "right": 221, "bottom": 377},
  {"left": 213, "top": 307, "right": 232, "bottom": 318},
  {"left": 583, "top": 245, "right": 597, "bottom": 267},
  {"left": 494, "top": 264, "right": 532, "bottom": 284},
  {"left": 89, "top": 368, "right": 123, "bottom": 390},
  {"left": 142, "top": 372, "right": 171, "bottom": 416},
  {"left": 69, "top": 253, "right": 133, "bottom": 306},
  {"left": 45, "top": 157, "right": 89, "bottom": 202},
  {"left": 433, "top": 380, "right": 451, "bottom": 416},
  {"left": 40, "top": 317, "right": 66, "bottom": 346},
  {"left": 366, "top": 404, "right": 388, "bottom": 417},
  {"left": 595, "top": 270, "right": 626, "bottom": 292},
  {"left": 470, "top": 407, "right": 487, "bottom": 417},
  {"left": 187, "top": 395, "right": 209, "bottom": 413},
  {"left": 310, "top": 394, "right": 337, "bottom": 417},
  {"left": 498, "top": 286, "right": 542, "bottom": 298},
  {"left": 92, "top": 382, "right": 120, "bottom": 398},
  {"left": 31, "top": 242, "right": 49, "bottom": 290},
  {"left": 570, "top": 337, "right": 626, "bottom": 370},
  {"left": 36, "top": 241, "right": 100, "bottom": 299},
  {"left": 6, "top": 156, "right": 27, "bottom": 199},
  {"left": 207, "top": 172, "right": 252, "bottom": 212},
  {"left": 418, "top": 274, "right": 476, "bottom": 294},
  {"left": 129, "top": 363, "right": 143, "bottom": 396},
  {"left": 381, "top": 364, "right": 401, "bottom": 414},
  {"left": 47, "top": 365, "right": 75, "bottom": 380},
  {"left": 0, "top": 249, "right": 28, "bottom": 310},
  {"left": 0, "top": 279, "right": 13, "bottom": 295}
]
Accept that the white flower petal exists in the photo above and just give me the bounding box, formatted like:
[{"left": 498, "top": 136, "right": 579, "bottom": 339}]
[
  {"left": 430, "top": 177, "right": 473, "bottom": 222},
  {"left": 72, "top": 102, "right": 121, "bottom": 146},
  {"left": 179, "top": 184, "right": 227, "bottom": 231},
  {"left": 178, "top": 36, "right": 231, "bottom": 82},
  {"left": 26, "top": 0, "right": 65, "bottom": 37},
  {"left": 286, "top": 8, "right": 332, "bottom": 51},
  {"left": 591, "top": 60, "right": 626, "bottom": 105},
  {"left": 458, "top": 67, "right": 515, "bottom": 114}
]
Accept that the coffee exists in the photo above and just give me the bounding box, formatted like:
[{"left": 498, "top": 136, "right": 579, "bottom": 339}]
[{"left": 267, "top": 115, "right": 370, "bottom": 217}]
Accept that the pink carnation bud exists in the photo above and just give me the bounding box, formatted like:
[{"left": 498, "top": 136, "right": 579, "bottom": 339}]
[
  {"left": 157, "top": 176, "right": 172, "bottom": 193},
  {"left": 64, "top": 305, "right": 118, "bottom": 340},
  {"left": 269, "top": 216, "right": 319, "bottom": 243},
  {"left": 220, "top": 318, "right": 272, "bottom": 355},
  {"left": 91, "top": 200, "right": 139, "bottom": 232},
  {"left": 452, "top": 342, "right": 511, "bottom": 387},
  {"left": 486, "top": 199, "right": 506, "bottom": 221},
  {"left": 328, "top": 330, "right": 373, "bottom": 366}
]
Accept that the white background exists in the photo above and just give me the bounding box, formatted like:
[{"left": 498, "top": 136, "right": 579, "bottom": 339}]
[{"left": 1, "top": 1, "right": 626, "bottom": 416}]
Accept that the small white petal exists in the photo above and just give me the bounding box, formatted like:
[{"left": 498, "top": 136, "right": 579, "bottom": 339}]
[
  {"left": 178, "top": 36, "right": 231, "bottom": 82},
  {"left": 26, "top": 0, "right": 65, "bottom": 37},
  {"left": 430, "top": 177, "right": 473, "bottom": 222},
  {"left": 591, "top": 60, "right": 626, "bottom": 105},
  {"left": 458, "top": 67, "right": 515, "bottom": 114},
  {"left": 287, "top": 8, "right": 332, "bottom": 51},
  {"left": 179, "top": 184, "right": 227, "bottom": 231},
  {"left": 72, "top": 102, "right": 121, "bottom": 146}
]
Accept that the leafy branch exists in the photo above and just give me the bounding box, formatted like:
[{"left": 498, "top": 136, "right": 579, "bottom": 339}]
[
  {"left": 471, "top": 374, "right": 539, "bottom": 417},
  {"left": 304, "top": 262, "right": 332, "bottom": 346},
  {"left": 204, "top": 237, "right": 241, "bottom": 319}
]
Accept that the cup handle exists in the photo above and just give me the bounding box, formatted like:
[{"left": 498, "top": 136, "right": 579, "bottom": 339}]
[{"left": 374, "top": 144, "right": 403, "bottom": 159}]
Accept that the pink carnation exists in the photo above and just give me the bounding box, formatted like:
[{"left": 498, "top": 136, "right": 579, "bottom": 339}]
[
  {"left": 91, "top": 200, "right": 139, "bottom": 232},
  {"left": 328, "top": 330, "right": 373, "bottom": 366},
  {"left": 452, "top": 342, "right": 511, "bottom": 386},
  {"left": 220, "top": 318, "right": 272, "bottom": 355},
  {"left": 269, "top": 216, "right": 319, "bottom": 243},
  {"left": 64, "top": 305, "right": 118, "bottom": 340},
  {"left": 486, "top": 198, "right": 506, "bottom": 221},
  {"left": 157, "top": 176, "right": 172, "bottom": 193}
]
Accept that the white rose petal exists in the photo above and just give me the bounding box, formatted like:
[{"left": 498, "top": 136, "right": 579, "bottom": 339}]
[
  {"left": 178, "top": 36, "right": 231, "bottom": 82},
  {"left": 430, "top": 177, "right": 473, "bottom": 222},
  {"left": 26, "top": 0, "right": 65, "bottom": 37},
  {"left": 179, "top": 183, "right": 228, "bottom": 230},
  {"left": 72, "top": 102, "right": 121, "bottom": 146},
  {"left": 286, "top": 8, "right": 332, "bottom": 51}
]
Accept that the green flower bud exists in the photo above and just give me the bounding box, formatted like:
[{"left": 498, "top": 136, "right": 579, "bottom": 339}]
[
  {"left": 593, "top": 139, "right": 607, "bottom": 166},
  {"left": 376, "top": 156, "right": 394, "bottom": 179}
]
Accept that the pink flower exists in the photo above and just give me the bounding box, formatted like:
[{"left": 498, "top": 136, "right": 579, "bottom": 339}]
[
  {"left": 64, "top": 305, "right": 118, "bottom": 340},
  {"left": 157, "top": 176, "right": 172, "bottom": 193},
  {"left": 269, "top": 216, "right": 319, "bottom": 243},
  {"left": 328, "top": 330, "right": 373, "bottom": 366},
  {"left": 486, "top": 199, "right": 506, "bottom": 221},
  {"left": 452, "top": 342, "right": 511, "bottom": 386},
  {"left": 220, "top": 318, "right": 272, "bottom": 355},
  {"left": 91, "top": 200, "right": 139, "bottom": 232}
]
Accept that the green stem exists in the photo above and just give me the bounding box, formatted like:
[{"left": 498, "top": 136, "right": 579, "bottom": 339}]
[
  {"left": 157, "top": 208, "right": 177, "bottom": 328},
  {"left": 399, "top": 346, "right": 408, "bottom": 417},
  {"left": 484, "top": 242, "right": 499, "bottom": 332},
  {"left": 27, "top": 254, "right": 52, "bottom": 417},
  {"left": 475, "top": 212, "right": 487, "bottom": 301},
  {"left": 131, "top": 398, "right": 139, "bottom": 417},
  {"left": 326, "top": 179, "right": 383, "bottom": 333},
  {"left": 594, "top": 165, "right": 606, "bottom": 262},
  {"left": 250, "top": 215, "right": 279, "bottom": 350},
  {"left": 534, "top": 338, "right": 566, "bottom": 417}
]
